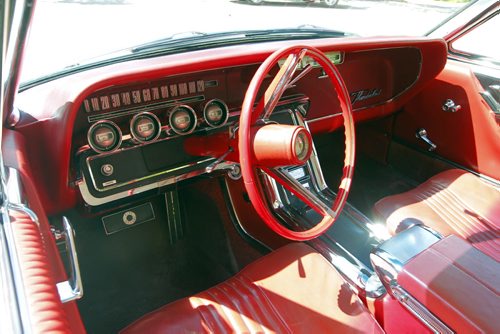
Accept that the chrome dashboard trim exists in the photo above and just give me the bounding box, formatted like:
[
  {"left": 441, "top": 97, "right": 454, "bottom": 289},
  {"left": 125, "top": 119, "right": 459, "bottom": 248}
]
[
  {"left": 78, "top": 161, "right": 233, "bottom": 206},
  {"left": 85, "top": 155, "right": 214, "bottom": 193},
  {"left": 306, "top": 111, "right": 342, "bottom": 124}
]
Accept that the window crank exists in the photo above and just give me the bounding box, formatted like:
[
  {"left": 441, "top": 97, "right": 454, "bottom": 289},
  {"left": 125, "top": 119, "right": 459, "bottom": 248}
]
[{"left": 416, "top": 128, "right": 437, "bottom": 152}]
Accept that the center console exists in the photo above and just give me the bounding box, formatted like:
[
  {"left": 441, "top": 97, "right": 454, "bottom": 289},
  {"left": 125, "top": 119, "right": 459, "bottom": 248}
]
[{"left": 371, "top": 225, "right": 499, "bottom": 333}]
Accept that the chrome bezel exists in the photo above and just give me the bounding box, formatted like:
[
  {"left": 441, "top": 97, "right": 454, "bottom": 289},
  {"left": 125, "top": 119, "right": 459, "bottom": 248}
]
[
  {"left": 129, "top": 111, "right": 162, "bottom": 143},
  {"left": 168, "top": 105, "right": 198, "bottom": 135},
  {"left": 203, "top": 99, "right": 229, "bottom": 128},
  {"left": 87, "top": 120, "right": 123, "bottom": 154}
]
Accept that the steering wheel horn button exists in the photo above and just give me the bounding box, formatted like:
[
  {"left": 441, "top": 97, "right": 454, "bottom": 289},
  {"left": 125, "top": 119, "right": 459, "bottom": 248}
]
[
  {"left": 252, "top": 124, "right": 312, "bottom": 167},
  {"left": 295, "top": 131, "right": 310, "bottom": 161}
]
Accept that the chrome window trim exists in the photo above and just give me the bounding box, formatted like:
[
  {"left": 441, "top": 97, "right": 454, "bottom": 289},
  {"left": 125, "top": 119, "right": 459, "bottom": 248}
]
[
  {"left": 447, "top": 9, "right": 500, "bottom": 68},
  {"left": 2, "top": 168, "right": 36, "bottom": 334},
  {"left": 0, "top": 210, "right": 28, "bottom": 334}
]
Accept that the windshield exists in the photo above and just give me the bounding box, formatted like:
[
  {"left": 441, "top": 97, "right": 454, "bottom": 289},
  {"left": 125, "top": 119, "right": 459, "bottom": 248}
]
[{"left": 21, "top": 0, "right": 475, "bottom": 83}]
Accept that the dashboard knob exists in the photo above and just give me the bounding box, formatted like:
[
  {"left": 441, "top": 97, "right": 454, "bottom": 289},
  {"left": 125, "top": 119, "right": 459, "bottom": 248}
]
[
  {"left": 122, "top": 211, "right": 137, "bottom": 225},
  {"left": 101, "top": 164, "right": 114, "bottom": 176}
]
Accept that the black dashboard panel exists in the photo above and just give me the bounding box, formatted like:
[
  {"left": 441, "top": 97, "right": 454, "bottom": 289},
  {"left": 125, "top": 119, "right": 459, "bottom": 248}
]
[{"left": 80, "top": 136, "right": 212, "bottom": 198}]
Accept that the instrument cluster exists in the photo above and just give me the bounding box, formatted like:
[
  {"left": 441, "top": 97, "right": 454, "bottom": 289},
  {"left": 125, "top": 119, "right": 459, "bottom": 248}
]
[{"left": 86, "top": 98, "right": 229, "bottom": 154}]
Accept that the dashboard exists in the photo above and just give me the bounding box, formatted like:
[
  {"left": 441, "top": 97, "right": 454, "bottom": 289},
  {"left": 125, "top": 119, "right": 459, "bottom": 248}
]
[{"left": 13, "top": 37, "right": 447, "bottom": 212}]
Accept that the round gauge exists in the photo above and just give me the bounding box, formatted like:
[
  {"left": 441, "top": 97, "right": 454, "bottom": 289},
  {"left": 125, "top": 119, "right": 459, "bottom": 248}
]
[
  {"left": 203, "top": 99, "right": 229, "bottom": 128},
  {"left": 169, "top": 105, "right": 197, "bottom": 135},
  {"left": 87, "top": 120, "right": 122, "bottom": 153},
  {"left": 130, "top": 112, "right": 161, "bottom": 143}
]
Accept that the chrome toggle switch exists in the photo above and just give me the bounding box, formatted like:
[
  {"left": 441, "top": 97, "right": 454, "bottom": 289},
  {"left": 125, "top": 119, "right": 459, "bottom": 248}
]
[{"left": 416, "top": 128, "right": 437, "bottom": 152}]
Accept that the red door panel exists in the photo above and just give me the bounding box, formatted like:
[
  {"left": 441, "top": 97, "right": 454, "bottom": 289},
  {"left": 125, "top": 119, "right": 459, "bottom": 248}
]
[
  {"left": 2, "top": 129, "right": 86, "bottom": 334},
  {"left": 393, "top": 59, "right": 500, "bottom": 180}
]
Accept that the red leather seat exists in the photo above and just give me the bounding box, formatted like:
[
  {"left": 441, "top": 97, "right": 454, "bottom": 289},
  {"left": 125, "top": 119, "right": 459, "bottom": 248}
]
[
  {"left": 374, "top": 169, "right": 500, "bottom": 260},
  {"left": 121, "top": 243, "right": 383, "bottom": 333}
]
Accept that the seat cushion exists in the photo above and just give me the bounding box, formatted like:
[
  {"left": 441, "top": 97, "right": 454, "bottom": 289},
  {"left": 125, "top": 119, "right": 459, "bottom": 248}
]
[
  {"left": 374, "top": 169, "right": 500, "bottom": 260},
  {"left": 121, "top": 243, "right": 383, "bottom": 334}
]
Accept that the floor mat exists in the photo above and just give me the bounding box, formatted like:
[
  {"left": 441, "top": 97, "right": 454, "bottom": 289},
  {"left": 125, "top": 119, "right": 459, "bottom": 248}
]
[
  {"left": 61, "top": 184, "right": 238, "bottom": 334},
  {"left": 316, "top": 135, "right": 419, "bottom": 220}
]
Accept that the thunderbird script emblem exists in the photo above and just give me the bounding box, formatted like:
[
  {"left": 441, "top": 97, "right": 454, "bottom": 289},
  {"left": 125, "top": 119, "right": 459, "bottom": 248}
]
[{"left": 350, "top": 88, "right": 382, "bottom": 104}]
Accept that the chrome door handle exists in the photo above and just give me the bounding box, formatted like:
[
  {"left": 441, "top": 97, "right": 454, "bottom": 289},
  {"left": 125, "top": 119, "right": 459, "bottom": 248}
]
[
  {"left": 416, "top": 129, "right": 437, "bottom": 152},
  {"left": 442, "top": 99, "right": 461, "bottom": 113},
  {"left": 56, "top": 217, "right": 83, "bottom": 303}
]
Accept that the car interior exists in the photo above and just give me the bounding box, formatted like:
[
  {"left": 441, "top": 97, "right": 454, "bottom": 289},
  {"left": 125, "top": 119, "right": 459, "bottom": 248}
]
[{"left": 1, "top": 1, "right": 499, "bottom": 334}]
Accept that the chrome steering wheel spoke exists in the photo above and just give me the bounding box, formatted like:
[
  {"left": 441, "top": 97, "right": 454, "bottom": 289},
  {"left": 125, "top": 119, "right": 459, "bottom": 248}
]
[
  {"left": 262, "top": 167, "right": 336, "bottom": 218},
  {"left": 259, "top": 48, "right": 307, "bottom": 120}
]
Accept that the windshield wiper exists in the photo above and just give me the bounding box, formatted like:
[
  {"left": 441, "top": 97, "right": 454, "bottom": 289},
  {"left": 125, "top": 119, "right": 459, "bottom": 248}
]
[{"left": 131, "top": 27, "right": 349, "bottom": 53}]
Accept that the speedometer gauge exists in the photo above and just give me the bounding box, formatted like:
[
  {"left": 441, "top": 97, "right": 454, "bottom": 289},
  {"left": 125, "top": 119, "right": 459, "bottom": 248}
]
[
  {"left": 130, "top": 112, "right": 161, "bottom": 143},
  {"left": 204, "top": 99, "right": 229, "bottom": 128},
  {"left": 87, "top": 120, "right": 122, "bottom": 153},
  {"left": 169, "top": 105, "right": 197, "bottom": 135}
]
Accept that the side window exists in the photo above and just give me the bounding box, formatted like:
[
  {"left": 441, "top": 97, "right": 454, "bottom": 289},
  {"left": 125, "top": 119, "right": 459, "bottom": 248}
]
[{"left": 450, "top": 12, "right": 499, "bottom": 64}]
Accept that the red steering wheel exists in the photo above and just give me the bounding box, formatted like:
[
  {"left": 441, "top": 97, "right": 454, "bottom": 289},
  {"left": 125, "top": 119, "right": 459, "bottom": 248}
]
[{"left": 238, "top": 45, "right": 355, "bottom": 241}]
